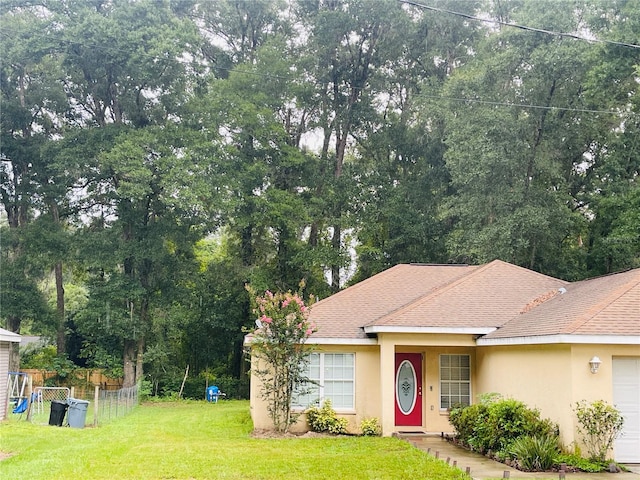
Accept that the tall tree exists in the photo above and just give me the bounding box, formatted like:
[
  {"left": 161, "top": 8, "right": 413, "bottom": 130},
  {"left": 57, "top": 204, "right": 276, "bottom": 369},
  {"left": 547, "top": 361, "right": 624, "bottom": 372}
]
[
  {"left": 296, "top": 0, "right": 405, "bottom": 290},
  {"left": 198, "top": 0, "right": 287, "bottom": 68},
  {"left": 37, "top": 0, "right": 206, "bottom": 386},
  {"left": 350, "top": 0, "right": 481, "bottom": 280},
  {"left": 582, "top": 0, "right": 640, "bottom": 274},
  {"left": 71, "top": 125, "right": 212, "bottom": 386},
  {"left": 441, "top": 0, "right": 597, "bottom": 277},
  {"left": 0, "top": 4, "right": 68, "bottom": 365}
]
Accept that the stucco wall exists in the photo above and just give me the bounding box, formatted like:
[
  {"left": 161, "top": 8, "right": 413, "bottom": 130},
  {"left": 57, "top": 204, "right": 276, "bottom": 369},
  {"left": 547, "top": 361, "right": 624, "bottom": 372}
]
[
  {"left": 475, "top": 344, "right": 573, "bottom": 443},
  {"left": 250, "top": 337, "right": 479, "bottom": 436},
  {"left": 475, "top": 343, "right": 639, "bottom": 452},
  {"left": 378, "top": 333, "right": 478, "bottom": 436},
  {"left": 249, "top": 344, "right": 381, "bottom": 434},
  {"left": 249, "top": 337, "right": 638, "bottom": 450},
  {"left": 389, "top": 344, "right": 477, "bottom": 434}
]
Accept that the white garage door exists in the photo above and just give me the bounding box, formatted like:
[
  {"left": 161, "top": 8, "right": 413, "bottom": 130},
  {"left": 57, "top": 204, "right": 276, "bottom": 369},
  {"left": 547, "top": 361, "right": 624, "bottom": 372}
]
[{"left": 613, "top": 357, "right": 640, "bottom": 463}]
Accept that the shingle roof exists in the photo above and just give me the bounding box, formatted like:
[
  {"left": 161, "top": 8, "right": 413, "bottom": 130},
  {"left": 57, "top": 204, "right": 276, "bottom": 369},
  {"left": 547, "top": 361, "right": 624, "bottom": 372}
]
[
  {"left": 368, "top": 260, "right": 567, "bottom": 331},
  {"left": 0, "top": 328, "right": 21, "bottom": 343},
  {"left": 308, "top": 260, "right": 567, "bottom": 339},
  {"left": 307, "top": 261, "right": 639, "bottom": 343},
  {"left": 308, "top": 263, "right": 477, "bottom": 339},
  {"left": 484, "top": 267, "right": 640, "bottom": 339}
]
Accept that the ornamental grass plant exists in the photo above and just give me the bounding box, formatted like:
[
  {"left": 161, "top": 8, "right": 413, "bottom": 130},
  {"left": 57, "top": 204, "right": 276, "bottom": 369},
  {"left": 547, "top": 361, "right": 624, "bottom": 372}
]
[{"left": 508, "top": 435, "right": 559, "bottom": 471}]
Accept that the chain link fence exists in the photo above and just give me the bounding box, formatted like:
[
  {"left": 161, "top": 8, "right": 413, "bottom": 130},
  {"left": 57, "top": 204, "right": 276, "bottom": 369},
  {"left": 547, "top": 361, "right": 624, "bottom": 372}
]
[
  {"left": 18, "top": 383, "right": 139, "bottom": 426},
  {"left": 95, "top": 383, "right": 139, "bottom": 426}
]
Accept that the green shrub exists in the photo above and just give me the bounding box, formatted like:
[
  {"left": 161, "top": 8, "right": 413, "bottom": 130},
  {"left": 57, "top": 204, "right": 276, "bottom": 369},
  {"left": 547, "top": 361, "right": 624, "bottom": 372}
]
[
  {"left": 509, "top": 435, "right": 559, "bottom": 471},
  {"left": 20, "top": 345, "right": 59, "bottom": 369},
  {"left": 555, "top": 453, "right": 608, "bottom": 473},
  {"left": 574, "top": 400, "right": 624, "bottom": 462},
  {"left": 306, "top": 400, "right": 348, "bottom": 435},
  {"left": 139, "top": 380, "right": 153, "bottom": 401},
  {"left": 360, "top": 417, "right": 382, "bottom": 436},
  {"left": 328, "top": 417, "right": 349, "bottom": 435},
  {"left": 449, "top": 403, "right": 488, "bottom": 450},
  {"left": 449, "top": 396, "right": 557, "bottom": 454}
]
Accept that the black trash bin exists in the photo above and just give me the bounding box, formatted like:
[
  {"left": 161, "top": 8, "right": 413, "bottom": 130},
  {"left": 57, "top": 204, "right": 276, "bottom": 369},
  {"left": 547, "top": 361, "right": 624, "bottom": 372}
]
[{"left": 49, "top": 400, "right": 68, "bottom": 426}]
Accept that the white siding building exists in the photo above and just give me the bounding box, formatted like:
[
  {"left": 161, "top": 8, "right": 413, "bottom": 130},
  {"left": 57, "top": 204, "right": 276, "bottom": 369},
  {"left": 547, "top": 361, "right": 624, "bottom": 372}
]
[{"left": 1, "top": 328, "right": 21, "bottom": 421}]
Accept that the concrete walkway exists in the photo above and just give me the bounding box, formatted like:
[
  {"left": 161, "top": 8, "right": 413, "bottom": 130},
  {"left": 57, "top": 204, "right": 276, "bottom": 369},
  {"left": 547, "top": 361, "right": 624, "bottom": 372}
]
[{"left": 399, "top": 435, "right": 640, "bottom": 480}]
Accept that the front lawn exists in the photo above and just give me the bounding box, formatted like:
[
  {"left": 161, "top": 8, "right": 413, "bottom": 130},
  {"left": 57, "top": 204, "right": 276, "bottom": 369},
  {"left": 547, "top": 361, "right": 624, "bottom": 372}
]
[{"left": 1, "top": 400, "right": 469, "bottom": 479}]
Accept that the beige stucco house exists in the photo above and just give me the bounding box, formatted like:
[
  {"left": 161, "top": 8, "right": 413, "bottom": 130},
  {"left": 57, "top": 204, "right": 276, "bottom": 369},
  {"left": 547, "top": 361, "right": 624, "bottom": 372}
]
[{"left": 248, "top": 260, "right": 640, "bottom": 463}]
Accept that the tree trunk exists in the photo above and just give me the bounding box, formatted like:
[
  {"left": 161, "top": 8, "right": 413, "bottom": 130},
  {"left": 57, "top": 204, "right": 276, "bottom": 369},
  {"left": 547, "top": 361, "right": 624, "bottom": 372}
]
[
  {"left": 51, "top": 202, "right": 66, "bottom": 356},
  {"left": 7, "top": 315, "right": 21, "bottom": 372},
  {"left": 123, "top": 339, "right": 137, "bottom": 387},
  {"left": 135, "top": 336, "right": 145, "bottom": 384},
  {"left": 331, "top": 223, "right": 341, "bottom": 291},
  {"left": 54, "top": 262, "right": 66, "bottom": 356},
  {"left": 241, "top": 224, "right": 253, "bottom": 266}
]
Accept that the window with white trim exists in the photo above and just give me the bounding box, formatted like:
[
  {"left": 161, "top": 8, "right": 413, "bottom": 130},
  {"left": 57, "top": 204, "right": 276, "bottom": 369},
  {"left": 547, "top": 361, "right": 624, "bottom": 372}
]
[
  {"left": 440, "top": 354, "right": 470, "bottom": 410},
  {"left": 294, "top": 353, "right": 355, "bottom": 410}
]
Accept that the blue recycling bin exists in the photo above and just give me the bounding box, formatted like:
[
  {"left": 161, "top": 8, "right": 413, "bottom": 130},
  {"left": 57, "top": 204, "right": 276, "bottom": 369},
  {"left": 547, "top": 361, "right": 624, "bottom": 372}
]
[{"left": 67, "top": 398, "right": 90, "bottom": 428}]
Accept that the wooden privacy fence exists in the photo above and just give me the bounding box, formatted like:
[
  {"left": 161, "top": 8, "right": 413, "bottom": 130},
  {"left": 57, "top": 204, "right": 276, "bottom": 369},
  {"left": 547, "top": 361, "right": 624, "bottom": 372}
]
[{"left": 21, "top": 368, "right": 123, "bottom": 394}]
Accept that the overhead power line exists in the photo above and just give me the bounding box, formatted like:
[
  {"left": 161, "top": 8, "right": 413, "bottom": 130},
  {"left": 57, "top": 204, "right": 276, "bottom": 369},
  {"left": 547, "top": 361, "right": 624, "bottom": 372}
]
[
  {"left": 416, "top": 93, "right": 623, "bottom": 115},
  {"left": 399, "top": 0, "right": 640, "bottom": 50},
  {"left": 0, "top": 25, "right": 629, "bottom": 117}
]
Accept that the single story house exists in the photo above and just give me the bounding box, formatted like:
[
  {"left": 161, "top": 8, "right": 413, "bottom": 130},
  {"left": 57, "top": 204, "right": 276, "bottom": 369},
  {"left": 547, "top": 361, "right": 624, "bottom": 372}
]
[
  {"left": 1, "top": 327, "right": 21, "bottom": 421},
  {"left": 248, "top": 260, "right": 640, "bottom": 463}
]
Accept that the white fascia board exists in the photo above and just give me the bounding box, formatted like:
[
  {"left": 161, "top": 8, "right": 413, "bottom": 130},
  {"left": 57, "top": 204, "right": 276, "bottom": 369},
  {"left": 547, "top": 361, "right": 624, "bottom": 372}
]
[
  {"left": 363, "top": 325, "right": 496, "bottom": 335},
  {"left": 477, "top": 334, "right": 640, "bottom": 346},
  {"left": 308, "top": 337, "right": 378, "bottom": 345},
  {"left": 243, "top": 334, "right": 377, "bottom": 347}
]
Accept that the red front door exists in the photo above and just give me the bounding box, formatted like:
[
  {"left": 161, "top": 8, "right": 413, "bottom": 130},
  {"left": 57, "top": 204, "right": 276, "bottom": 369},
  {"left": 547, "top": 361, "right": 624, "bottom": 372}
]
[{"left": 395, "top": 353, "right": 423, "bottom": 427}]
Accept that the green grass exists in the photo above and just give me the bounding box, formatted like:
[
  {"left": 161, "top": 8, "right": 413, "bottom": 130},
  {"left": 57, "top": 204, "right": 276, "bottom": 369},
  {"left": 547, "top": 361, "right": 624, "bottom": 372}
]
[{"left": 1, "top": 401, "right": 469, "bottom": 480}]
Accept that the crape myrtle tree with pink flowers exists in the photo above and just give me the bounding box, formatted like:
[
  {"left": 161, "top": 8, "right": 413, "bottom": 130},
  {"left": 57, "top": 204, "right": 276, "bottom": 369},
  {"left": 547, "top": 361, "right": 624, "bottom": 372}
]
[{"left": 247, "top": 284, "right": 317, "bottom": 432}]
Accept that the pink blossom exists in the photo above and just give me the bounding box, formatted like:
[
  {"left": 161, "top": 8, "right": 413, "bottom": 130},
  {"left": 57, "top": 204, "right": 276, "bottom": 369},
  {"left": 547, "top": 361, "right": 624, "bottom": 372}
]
[
  {"left": 300, "top": 306, "right": 307, "bottom": 312},
  {"left": 305, "top": 328, "right": 313, "bottom": 336},
  {"left": 282, "top": 299, "right": 290, "bottom": 308},
  {"left": 261, "top": 315, "right": 272, "bottom": 324},
  {"left": 297, "top": 323, "right": 303, "bottom": 329}
]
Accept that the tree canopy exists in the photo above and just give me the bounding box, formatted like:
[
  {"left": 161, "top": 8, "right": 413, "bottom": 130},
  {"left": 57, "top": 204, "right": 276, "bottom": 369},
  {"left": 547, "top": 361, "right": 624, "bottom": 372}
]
[{"left": 1, "top": 0, "right": 638, "bottom": 393}]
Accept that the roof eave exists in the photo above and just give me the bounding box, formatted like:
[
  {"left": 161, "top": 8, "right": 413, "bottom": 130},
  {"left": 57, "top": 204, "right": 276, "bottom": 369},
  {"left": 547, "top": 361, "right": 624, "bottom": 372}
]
[
  {"left": 364, "top": 325, "right": 496, "bottom": 335},
  {"left": 243, "top": 334, "right": 377, "bottom": 346},
  {"left": 0, "top": 330, "right": 21, "bottom": 343},
  {"left": 477, "top": 334, "right": 640, "bottom": 346},
  {"left": 309, "top": 337, "right": 378, "bottom": 345}
]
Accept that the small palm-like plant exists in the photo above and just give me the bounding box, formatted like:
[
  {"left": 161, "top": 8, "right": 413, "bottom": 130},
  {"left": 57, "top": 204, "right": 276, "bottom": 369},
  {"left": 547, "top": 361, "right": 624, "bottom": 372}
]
[{"left": 509, "top": 435, "right": 559, "bottom": 471}]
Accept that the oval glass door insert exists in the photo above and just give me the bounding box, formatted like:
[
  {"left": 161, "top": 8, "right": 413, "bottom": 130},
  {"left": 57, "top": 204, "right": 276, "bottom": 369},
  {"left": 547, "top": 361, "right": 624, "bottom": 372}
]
[{"left": 396, "top": 360, "right": 417, "bottom": 414}]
